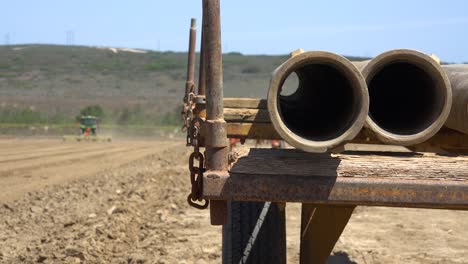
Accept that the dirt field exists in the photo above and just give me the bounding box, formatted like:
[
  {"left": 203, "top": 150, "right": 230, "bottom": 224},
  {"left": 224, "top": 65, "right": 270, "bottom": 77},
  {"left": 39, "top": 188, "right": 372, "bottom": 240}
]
[{"left": 0, "top": 138, "right": 466, "bottom": 263}]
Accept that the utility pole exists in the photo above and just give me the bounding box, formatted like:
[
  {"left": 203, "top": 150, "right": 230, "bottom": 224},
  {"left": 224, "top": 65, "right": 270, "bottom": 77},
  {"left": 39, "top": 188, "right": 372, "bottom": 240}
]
[
  {"left": 66, "top": 30, "right": 74, "bottom": 45},
  {"left": 5, "top": 33, "right": 10, "bottom": 46}
]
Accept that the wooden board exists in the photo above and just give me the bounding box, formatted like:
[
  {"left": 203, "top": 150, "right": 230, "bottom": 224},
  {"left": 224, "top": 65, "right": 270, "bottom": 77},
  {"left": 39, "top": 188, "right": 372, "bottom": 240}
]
[
  {"left": 203, "top": 148, "right": 468, "bottom": 209},
  {"left": 195, "top": 97, "right": 468, "bottom": 152},
  {"left": 230, "top": 149, "right": 468, "bottom": 181},
  {"left": 223, "top": 98, "right": 267, "bottom": 109},
  {"left": 224, "top": 108, "right": 270, "bottom": 123},
  {"left": 194, "top": 96, "right": 267, "bottom": 109}
]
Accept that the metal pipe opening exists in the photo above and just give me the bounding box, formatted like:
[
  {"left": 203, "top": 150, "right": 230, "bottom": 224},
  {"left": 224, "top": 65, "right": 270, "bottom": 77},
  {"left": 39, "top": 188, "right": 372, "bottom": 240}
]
[
  {"left": 360, "top": 49, "right": 452, "bottom": 145},
  {"left": 268, "top": 51, "right": 368, "bottom": 153},
  {"left": 279, "top": 64, "right": 359, "bottom": 141}
]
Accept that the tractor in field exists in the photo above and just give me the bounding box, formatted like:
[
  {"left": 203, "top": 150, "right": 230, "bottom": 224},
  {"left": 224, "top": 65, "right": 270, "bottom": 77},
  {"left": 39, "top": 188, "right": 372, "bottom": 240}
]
[
  {"left": 63, "top": 115, "right": 112, "bottom": 142},
  {"left": 79, "top": 115, "right": 98, "bottom": 136}
]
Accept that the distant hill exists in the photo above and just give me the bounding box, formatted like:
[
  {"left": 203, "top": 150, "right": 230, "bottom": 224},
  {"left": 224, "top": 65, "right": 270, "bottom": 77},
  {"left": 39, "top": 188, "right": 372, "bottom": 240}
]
[{"left": 0, "top": 44, "right": 369, "bottom": 125}]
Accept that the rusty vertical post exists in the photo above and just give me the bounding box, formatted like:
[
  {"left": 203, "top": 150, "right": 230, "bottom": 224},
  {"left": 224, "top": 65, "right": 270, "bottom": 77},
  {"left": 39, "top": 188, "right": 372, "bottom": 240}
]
[
  {"left": 198, "top": 8, "right": 206, "bottom": 96},
  {"left": 203, "top": 0, "right": 228, "bottom": 225},
  {"left": 185, "top": 18, "right": 197, "bottom": 97},
  {"left": 300, "top": 204, "right": 355, "bottom": 263}
]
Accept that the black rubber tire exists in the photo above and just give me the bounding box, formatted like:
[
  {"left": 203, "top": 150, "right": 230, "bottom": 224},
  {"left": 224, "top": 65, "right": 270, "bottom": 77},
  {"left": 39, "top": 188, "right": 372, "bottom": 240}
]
[{"left": 222, "top": 201, "right": 286, "bottom": 264}]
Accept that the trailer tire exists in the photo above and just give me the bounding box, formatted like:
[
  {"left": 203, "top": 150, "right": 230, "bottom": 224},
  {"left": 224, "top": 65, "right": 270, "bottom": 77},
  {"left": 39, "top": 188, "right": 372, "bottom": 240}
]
[{"left": 222, "top": 201, "right": 286, "bottom": 264}]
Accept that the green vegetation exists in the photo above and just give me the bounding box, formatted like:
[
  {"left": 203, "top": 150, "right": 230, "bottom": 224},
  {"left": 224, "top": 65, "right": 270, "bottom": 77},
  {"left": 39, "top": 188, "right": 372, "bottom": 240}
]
[
  {"left": 0, "top": 44, "right": 371, "bottom": 130},
  {"left": 0, "top": 107, "right": 73, "bottom": 125},
  {"left": 115, "top": 105, "right": 180, "bottom": 126},
  {"left": 0, "top": 105, "right": 180, "bottom": 128},
  {"left": 144, "top": 58, "right": 185, "bottom": 71},
  {"left": 76, "top": 105, "right": 105, "bottom": 122},
  {"left": 0, "top": 108, "right": 47, "bottom": 124},
  {"left": 241, "top": 65, "right": 262, "bottom": 74}
]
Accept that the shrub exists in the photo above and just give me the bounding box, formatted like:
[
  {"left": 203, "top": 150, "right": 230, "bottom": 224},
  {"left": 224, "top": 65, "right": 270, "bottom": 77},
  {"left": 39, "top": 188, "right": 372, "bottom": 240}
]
[
  {"left": 76, "top": 105, "right": 105, "bottom": 121},
  {"left": 241, "top": 65, "right": 261, "bottom": 74},
  {"left": 0, "top": 108, "right": 46, "bottom": 124},
  {"left": 227, "top": 51, "right": 243, "bottom": 56}
]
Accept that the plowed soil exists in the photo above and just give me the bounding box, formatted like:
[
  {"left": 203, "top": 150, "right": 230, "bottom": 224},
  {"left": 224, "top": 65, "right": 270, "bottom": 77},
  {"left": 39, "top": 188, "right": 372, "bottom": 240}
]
[{"left": 0, "top": 138, "right": 466, "bottom": 263}]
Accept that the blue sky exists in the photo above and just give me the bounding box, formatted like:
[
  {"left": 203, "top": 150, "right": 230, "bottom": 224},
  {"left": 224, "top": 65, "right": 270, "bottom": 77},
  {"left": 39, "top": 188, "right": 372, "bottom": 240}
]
[{"left": 2, "top": 0, "right": 468, "bottom": 62}]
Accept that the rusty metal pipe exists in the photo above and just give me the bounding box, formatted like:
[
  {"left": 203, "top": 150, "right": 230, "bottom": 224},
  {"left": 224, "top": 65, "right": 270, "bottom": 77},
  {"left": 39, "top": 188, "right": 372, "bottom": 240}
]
[
  {"left": 267, "top": 51, "right": 369, "bottom": 153},
  {"left": 185, "top": 18, "right": 197, "bottom": 96},
  {"left": 203, "top": 0, "right": 227, "bottom": 165},
  {"left": 203, "top": 0, "right": 228, "bottom": 225},
  {"left": 442, "top": 65, "right": 468, "bottom": 135},
  {"left": 198, "top": 11, "right": 207, "bottom": 96},
  {"left": 203, "top": 0, "right": 224, "bottom": 123},
  {"left": 356, "top": 49, "right": 452, "bottom": 145}
]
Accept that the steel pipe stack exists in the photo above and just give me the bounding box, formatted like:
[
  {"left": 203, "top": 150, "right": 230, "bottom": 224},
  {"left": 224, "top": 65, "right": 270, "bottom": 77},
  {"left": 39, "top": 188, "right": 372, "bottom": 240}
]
[
  {"left": 267, "top": 51, "right": 369, "bottom": 153},
  {"left": 267, "top": 49, "right": 468, "bottom": 153}
]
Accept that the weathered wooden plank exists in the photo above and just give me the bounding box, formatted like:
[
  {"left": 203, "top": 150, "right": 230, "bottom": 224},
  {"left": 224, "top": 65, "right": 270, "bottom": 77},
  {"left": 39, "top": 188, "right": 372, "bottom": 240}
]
[
  {"left": 200, "top": 97, "right": 467, "bottom": 151},
  {"left": 195, "top": 96, "right": 267, "bottom": 109},
  {"left": 195, "top": 96, "right": 468, "bottom": 151},
  {"left": 230, "top": 149, "right": 468, "bottom": 181},
  {"left": 225, "top": 120, "right": 468, "bottom": 153},
  {"left": 203, "top": 149, "right": 468, "bottom": 209},
  {"left": 354, "top": 127, "right": 468, "bottom": 154},
  {"left": 206, "top": 97, "right": 468, "bottom": 153},
  {"left": 223, "top": 98, "right": 267, "bottom": 109},
  {"left": 226, "top": 123, "right": 280, "bottom": 139},
  {"left": 224, "top": 108, "right": 270, "bottom": 123}
]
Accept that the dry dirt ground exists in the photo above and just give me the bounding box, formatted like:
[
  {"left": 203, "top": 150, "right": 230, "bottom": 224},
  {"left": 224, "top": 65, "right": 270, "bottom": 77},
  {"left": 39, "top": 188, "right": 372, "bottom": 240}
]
[{"left": 0, "top": 138, "right": 466, "bottom": 263}]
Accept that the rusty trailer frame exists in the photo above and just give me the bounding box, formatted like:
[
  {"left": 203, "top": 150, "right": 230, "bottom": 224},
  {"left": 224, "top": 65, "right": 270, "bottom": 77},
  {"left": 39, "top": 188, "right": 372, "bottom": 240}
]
[{"left": 186, "top": 0, "right": 468, "bottom": 263}]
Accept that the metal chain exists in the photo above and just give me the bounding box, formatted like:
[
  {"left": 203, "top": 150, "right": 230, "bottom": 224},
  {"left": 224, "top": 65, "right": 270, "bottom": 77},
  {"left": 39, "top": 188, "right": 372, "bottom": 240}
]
[
  {"left": 186, "top": 117, "right": 209, "bottom": 209},
  {"left": 181, "top": 85, "right": 209, "bottom": 209},
  {"left": 182, "top": 91, "right": 195, "bottom": 135},
  {"left": 181, "top": 82, "right": 208, "bottom": 209}
]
